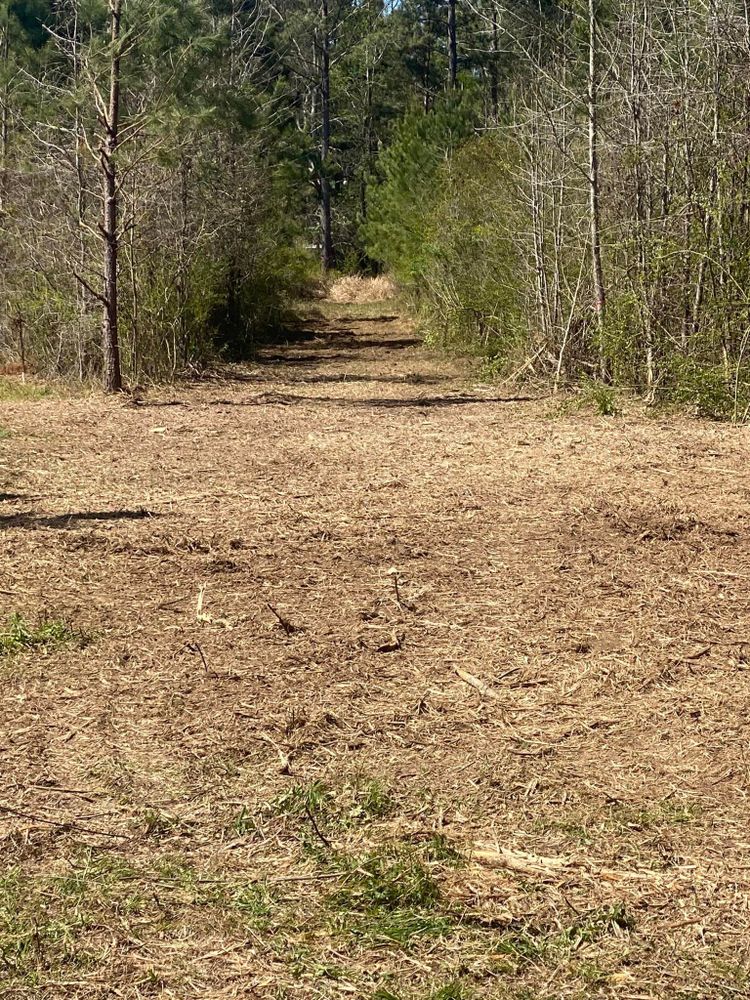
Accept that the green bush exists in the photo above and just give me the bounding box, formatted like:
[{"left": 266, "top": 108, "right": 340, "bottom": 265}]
[{"left": 669, "top": 357, "right": 750, "bottom": 422}]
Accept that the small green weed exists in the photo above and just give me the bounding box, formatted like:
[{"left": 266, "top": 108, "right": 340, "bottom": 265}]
[
  {"left": 154, "top": 854, "right": 199, "bottom": 886},
  {"left": 350, "top": 779, "right": 395, "bottom": 821},
  {"left": 0, "top": 613, "right": 87, "bottom": 656},
  {"left": 330, "top": 845, "right": 439, "bottom": 912},
  {"left": 229, "top": 804, "right": 258, "bottom": 837},
  {"left": 581, "top": 378, "right": 621, "bottom": 416},
  {"left": 431, "top": 984, "right": 469, "bottom": 1000},
  {"left": 326, "top": 844, "right": 449, "bottom": 947},
  {"left": 494, "top": 904, "right": 633, "bottom": 969},
  {"left": 142, "top": 808, "right": 182, "bottom": 838},
  {"left": 270, "top": 777, "right": 396, "bottom": 838},
  {"left": 562, "top": 903, "right": 634, "bottom": 946},
  {"left": 608, "top": 798, "right": 698, "bottom": 832},
  {"left": 424, "top": 833, "right": 464, "bottom": 866},
  {"left": 272, "top": 780, "right": 334, "bottom": 820},
  {"left": 232, "top": 883, "right": 274, "bottom": 928}
]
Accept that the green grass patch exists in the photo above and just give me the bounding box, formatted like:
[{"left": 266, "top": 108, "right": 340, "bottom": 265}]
[
  {"left": 273, "top": 779, "right": 335, "bottom": 821},
  {"left": 270, "top": 777, "right": 397, "bottom": 841},
  {"left": 607, "top": 798, "right": 699, "bottom": 832},
  {"left": 0, "top": 613, "right": 89, "bottom": 657},
  {"left": 0, "top": 850, "right": 279, "bottom": 984},
  {"left": 424, "top": 833, "right": 465, "bottom": 866},
  {"left": 345, "top": 907, "right": 453, "bottom": 947},
  {"left": 329, "top": 844, "right": 440, "bottom": 912},
  {"left": 537, "top": 798, "right": 698, "bottom": 846},
  {"left": 0, "top": 379, "right": 50, "bottom": 402},
  {"left": 232, "top": 882, "right": 274, "bottom": 928},
  {"left": 323, "top": 843, "right": 455, "bottom": 947},
  {"left": 229, "top": 804, "right": 259, "bottom": 837},
  {"left": 492, "top": 904, "right": 634, "bottom": 971}
]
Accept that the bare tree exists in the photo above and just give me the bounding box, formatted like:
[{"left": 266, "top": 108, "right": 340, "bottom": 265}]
[
  {"left": 100, "top": 0, "right": 123, "bottom": 392},
  {"left": 447, "top": 0, "right": 458, "bottom": 88},
  {"left": 319, "top": 0, "right": 334, "bottom": 270},
  {"left": 587, "top": 0, "right": 607, "bottom": 380}
]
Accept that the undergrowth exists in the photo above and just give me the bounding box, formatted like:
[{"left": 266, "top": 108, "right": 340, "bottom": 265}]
[
  {"left": 0, "top": 613, "right": 88, "bottom": 656},
  {"left": 0, "top": 851, "right": 277, "bottom": 983},
  {"left": 271, "top": 777, "right": 397, "bottom": 834},
  {"left": 0, "top": 379, "right": 50, "bottom": 402}
]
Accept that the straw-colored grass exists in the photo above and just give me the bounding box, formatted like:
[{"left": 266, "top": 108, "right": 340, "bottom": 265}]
[
  {"left": 327, "top": 274, "right": 398, "bottom": 303},
  {"left": 0, "top": 306, "right": 748, "bottom": 998}
]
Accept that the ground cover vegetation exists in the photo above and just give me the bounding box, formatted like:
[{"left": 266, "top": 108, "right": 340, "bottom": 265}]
[{"left": 1, "top": 306, "right": 750, "bottom": 997}]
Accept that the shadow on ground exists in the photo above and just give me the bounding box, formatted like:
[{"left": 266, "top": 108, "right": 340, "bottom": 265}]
[
  {"left": 0, "top": 509, "right": 159, "bottom": 530},
  {"left": 203, "top": 393, "right": 539, "bottom": 409}
]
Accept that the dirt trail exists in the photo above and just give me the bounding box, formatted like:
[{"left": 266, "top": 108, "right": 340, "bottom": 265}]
[{"left": 1, "top": 307, "right": 750, "bottom": 998}]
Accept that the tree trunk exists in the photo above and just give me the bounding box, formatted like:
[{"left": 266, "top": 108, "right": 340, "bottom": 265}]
[
  {"left": 72, "top": 2, "right": 89, "bottom": 381},
  {"left": 101, "top": 0, "right": 123, "bottom": 392},
  {"left": 447, "top": 0, "right": 458, "bottom": 89},
  {"left": 361, "top": 57, "right": 373, "bottom": 225},
  {"left": 0, "top": 24, "right": 9, "bottom": 214},
  {"left": 319, "top": 0, "right": 334, "bottom": 271},
  {"left": 630, "top": 0, "right": 654, "bottom": 390},
  {"left": 489, "top": 10, "right": 499, "bottom": 119},
  {"left": 588, "top": 0, "right": 608, "bottom": 380}
]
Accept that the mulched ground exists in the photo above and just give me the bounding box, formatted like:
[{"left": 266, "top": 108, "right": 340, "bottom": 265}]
[{"left": 1, "top": 305, "right": 749, "bottom": 999}]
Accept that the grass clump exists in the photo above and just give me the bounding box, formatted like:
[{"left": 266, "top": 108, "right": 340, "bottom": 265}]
[
  {"left": 424, "top": 833, "right": 465, "bottom": 866},
  {"left": 0, "top": 849, "right": 282, "bottom": 986},
  {"left": 493, "top": 904, "right": 634, "bottom": 970},
  {"left": 0, "top": 613, "right": 87, "bottom": 657},
  {"left": 350, "top": 779, "right": 395, "bottom": 821},
  {"left": 232, "top": 883, "right": 274, "bottom": 928},
  {"left": 229, "top": 804, "right": 258, "bottom": 837},
  {"left": 273, "top": 780, "right": 335, "bottom": 821},
  {"left": 0, "top": 379, "right": 50, "bottom": 402},
  {"left": 0, "top": 869, "right": 85, "bottom": 981},
  {"left": 325, "top": 844, "right": 452, "bottom": 946},
  {"left": 330, "top": 844, "right": 439, "bottom": 912},
  {"left": 271, "top": 777, "right": 397, "bottom": 839},
  {"left": 581, "top": 378, "right": 621, "bottom": 417},
  {"left": 608, "top": 798, "right": 698, "bottom": 832}
]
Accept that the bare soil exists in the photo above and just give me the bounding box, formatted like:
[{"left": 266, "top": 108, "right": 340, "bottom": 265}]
[{"left": 1, "top": 305, "right": 750, "bottom": 999}]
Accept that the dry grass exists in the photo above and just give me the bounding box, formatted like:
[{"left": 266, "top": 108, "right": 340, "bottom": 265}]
[
  {"left": 327, "top": 274, "right": 398, "bottom": 303},
  {"left": 1, "top": 307, "right": 749, "bottom": 999}
]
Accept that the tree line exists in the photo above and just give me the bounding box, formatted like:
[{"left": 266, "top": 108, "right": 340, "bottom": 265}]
[{"left": 1, "top": 1, "right": 749, "bottom": 416}]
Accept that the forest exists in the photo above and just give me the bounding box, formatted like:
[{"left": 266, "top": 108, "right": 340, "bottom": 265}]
[{"left": 2, "top": 0, "right": 750, "bottom": 414}]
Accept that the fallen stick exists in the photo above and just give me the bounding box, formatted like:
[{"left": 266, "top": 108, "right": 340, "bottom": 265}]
[
  {"left": 0, "top": 803, "right": 129, "bottom": 840},
  {"left": 472, "top": 844, "right": 570, "bottom": 876},
  {"left": 455, "top": 667, "right": 501, "bottom": 700}
]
